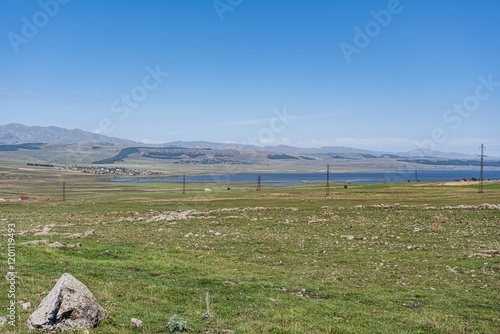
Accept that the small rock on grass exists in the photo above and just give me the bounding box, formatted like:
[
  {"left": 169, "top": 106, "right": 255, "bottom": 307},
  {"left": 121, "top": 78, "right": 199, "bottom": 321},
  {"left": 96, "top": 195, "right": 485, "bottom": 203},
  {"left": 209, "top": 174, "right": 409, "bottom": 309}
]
[
  {"left": 34, "top": 232, "right": 55, "bottom": 236},
  {"left": 0, "top": 316, "right": 7, "bottom": 326},
  {"left": 49, "top": 242, "right": 66, "bottom": 247},
  {"left": 130, "top": 318, "right": 143, "bottom": 327},
  {"left": 22, "top": 240, "right": 48, "bottom": 245}
]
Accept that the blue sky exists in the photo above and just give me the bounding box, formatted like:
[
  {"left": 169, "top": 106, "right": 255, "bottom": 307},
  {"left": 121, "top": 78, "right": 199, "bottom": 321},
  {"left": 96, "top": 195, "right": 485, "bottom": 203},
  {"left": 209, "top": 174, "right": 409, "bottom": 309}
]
[{"left": 1, "top": 0, "right": 500, "bottom": 155}]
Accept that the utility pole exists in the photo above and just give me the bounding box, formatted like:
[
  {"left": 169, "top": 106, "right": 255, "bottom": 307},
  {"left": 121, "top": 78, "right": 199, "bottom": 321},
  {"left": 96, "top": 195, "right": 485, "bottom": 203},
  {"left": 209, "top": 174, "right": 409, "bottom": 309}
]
[
  {"left": 415, "top": 169, "right": 418, "bottom": 182},
  {"left": 326, "top": 164, "right": 330, "bottom": 196},
  {"left": 62, "top": 181, "right": 66, "bottom": 202},
  {"left": 183, "top": 174, "right": 186, "bottom": 194},
  {"left": 257, "top": 175, "right": 262, "bottom": 191},
  {"left": 479, "top": 144, "right": 485, "bottom": 193}
]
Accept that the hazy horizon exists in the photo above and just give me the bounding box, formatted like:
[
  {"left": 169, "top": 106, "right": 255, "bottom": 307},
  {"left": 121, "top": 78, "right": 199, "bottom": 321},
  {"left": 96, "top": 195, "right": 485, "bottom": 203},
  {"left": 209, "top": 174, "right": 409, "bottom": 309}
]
[{"left": 0, "top": 122, "right": 483, "bottom": 156}]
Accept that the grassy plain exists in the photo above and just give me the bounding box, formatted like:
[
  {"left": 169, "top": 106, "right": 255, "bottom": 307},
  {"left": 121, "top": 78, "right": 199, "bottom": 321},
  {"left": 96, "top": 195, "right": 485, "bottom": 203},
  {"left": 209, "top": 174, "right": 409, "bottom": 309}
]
[{"left": 0, "top": 160, "right": 499, "bottom": 333}]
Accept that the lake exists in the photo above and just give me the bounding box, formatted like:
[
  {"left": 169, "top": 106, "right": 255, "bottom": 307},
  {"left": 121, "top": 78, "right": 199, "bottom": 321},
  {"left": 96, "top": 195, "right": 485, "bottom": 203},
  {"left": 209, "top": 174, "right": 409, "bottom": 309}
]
[{"left": 105, "top": 170, "right": 500, "bottom": 186}]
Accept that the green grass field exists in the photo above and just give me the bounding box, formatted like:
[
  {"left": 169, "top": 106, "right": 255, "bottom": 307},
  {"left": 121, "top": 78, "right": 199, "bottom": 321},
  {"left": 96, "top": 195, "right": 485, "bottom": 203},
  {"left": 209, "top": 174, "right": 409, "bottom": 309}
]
[{"left": 0, "top": 161, "right": 499, "bottom": 333}]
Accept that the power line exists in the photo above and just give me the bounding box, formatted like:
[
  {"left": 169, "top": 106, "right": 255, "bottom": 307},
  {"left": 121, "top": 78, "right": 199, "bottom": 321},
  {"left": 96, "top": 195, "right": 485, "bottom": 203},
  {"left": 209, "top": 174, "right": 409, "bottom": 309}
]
[
  {"left": 326, "top": 164, "right": 330, "bottom": 196},
  {"left": 479, "top": 144, "right": 485, "bottom": 193}
]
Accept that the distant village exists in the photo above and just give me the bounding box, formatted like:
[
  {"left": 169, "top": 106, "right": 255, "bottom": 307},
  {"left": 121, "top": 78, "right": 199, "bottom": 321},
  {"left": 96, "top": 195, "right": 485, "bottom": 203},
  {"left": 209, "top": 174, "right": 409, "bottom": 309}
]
[
  {"left": 68, "top": 165, "right": 159, "bottom": 176},
  {"left": 0, "top": 165, "right": 160, "bottom": 203}
]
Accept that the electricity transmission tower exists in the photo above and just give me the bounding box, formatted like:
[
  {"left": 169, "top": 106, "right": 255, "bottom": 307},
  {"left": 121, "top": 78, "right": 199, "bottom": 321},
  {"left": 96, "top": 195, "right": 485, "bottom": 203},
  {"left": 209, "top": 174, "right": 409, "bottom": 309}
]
[
  {"left": 62, "top": 181, "right": 66, "bottom": 202},
  {"left": 326, "top": 164, "right": 330, "bottom": 196},
  {"left": 479, "top": 144, "right": 485, "bottom": 193},
  {"left": 257, "top": 175, "right": 262, "bottom": 191},
  {"left": 183, "top": 174, "right": 186, "bottom": 194}
]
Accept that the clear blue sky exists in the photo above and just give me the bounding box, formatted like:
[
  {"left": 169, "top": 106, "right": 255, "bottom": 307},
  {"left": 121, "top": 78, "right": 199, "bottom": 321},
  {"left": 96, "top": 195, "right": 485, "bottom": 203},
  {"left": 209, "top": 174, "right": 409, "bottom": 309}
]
[{"left": 1, "top": 0, "right": 500, "bottom": 155}]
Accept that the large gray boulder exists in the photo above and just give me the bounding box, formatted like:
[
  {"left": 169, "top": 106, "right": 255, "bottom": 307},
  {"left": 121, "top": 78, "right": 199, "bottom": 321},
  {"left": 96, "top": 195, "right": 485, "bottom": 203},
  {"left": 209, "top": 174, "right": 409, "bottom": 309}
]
[{"left": 27, "top": 273, "right": 106, "bottom": 331}]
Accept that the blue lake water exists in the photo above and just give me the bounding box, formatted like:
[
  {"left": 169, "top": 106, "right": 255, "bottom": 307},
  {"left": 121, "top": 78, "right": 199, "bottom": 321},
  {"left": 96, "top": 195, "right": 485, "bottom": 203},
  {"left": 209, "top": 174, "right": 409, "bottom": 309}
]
[{"left": 106, "top": 170, "right": 500, "bottom": 186}]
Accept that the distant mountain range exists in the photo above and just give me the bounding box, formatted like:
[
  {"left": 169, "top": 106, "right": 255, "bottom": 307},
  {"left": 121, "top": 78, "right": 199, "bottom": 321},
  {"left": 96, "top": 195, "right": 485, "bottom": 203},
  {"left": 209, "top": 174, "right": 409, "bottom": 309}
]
[
  {"left": 0, "top": 123, "right": 486, "bottom": 160},
  {"left": 163, "top": 141, "right": 378, "bottom": 154},
  {"left": 0, "top": 123, "right": 137, "bottom": 146},
  {"left": 161, "top": 141, "right": 480, "bottom": 159}
]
